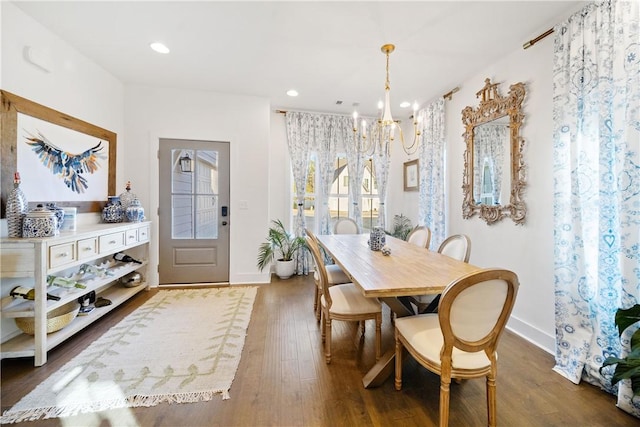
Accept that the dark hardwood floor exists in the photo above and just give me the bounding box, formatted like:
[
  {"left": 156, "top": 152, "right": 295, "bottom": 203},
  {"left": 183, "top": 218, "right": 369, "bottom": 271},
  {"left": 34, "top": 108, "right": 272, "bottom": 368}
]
[{"left": 2, "top": 275, "right": 638, "bottom": 426}]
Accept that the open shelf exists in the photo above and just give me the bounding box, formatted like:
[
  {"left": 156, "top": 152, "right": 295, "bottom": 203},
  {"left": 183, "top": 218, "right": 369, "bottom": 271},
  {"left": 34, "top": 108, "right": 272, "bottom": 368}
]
[
  {"left": 0, "top": 282, "right": 148, "bottom": 358},
  {"left": 1, "top": 261, "right": 148, "bottom": 319},
  {"left": 1, "top": 221, "right": 151, "bottom": 366}
]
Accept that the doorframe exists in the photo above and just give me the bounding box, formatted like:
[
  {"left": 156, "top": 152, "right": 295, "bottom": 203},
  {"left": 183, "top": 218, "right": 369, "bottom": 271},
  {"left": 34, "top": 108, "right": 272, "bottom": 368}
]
[
  {"left": 147, "top": 134, "right": 236, "bottom": 288},
  {"left": 157, "top": 138, "right": 230, "bottom": 285}
]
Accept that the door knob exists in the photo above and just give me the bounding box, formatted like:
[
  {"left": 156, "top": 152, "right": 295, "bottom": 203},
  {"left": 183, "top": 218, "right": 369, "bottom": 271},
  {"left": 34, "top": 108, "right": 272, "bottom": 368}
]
[{"left": 222, "top": 221, "right": 228, "bottom": 226}]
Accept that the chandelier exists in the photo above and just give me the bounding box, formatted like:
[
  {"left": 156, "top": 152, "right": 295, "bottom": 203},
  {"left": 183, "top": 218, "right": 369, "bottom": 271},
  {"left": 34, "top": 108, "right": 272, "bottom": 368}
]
[{"left": 353, "top": 44, "right": 422, "bottom": 156}]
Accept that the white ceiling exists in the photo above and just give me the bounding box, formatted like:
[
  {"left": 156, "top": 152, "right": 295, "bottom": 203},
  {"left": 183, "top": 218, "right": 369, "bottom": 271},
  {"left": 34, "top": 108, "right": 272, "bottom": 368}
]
[{"left": 13, "top": 1, "right": 585, "bottom": 117}]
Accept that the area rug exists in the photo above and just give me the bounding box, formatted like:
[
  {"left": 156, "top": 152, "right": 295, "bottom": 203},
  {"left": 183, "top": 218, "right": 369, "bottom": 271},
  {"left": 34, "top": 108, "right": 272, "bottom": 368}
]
[{"left": 1, "top": 287, "right": 257, "bottom": 424}]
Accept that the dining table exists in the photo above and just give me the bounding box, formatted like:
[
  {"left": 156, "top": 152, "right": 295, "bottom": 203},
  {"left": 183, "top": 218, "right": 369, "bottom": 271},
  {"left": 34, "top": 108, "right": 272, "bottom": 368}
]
[{"left": 315, "top": 233, "right": 482, "bottom": 388}]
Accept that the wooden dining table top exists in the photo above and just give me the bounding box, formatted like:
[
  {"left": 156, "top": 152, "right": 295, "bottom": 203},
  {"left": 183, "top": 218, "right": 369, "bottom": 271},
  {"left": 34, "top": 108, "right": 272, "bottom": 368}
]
[{"left": 316, "top": 233, "right": 481, "bottom": 298}]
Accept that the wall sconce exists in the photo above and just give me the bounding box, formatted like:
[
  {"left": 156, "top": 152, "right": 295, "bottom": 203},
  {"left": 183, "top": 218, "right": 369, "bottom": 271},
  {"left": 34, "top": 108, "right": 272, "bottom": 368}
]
[{"left": 179, "top": 153, "right": 193, "bottom": 173}]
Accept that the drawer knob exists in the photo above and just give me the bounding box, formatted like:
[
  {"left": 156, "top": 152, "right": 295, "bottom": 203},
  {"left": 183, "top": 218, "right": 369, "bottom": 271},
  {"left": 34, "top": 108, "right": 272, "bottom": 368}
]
[
  {"left": 58, "top": 252, "right": 69, "bottom": 257},
  {"left": 109, "top": 240, "right": 116, "bottom": 244},
  {"left": 83, "top": 247, "right": 92, "bottom": 251}
]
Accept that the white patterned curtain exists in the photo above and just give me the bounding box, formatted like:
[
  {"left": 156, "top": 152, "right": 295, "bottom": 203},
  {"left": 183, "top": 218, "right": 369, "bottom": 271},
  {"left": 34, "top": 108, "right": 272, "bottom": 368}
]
[
  {"left": 342, "top": 119, "right": 366, "bottom": 231},
  {"left": 552, "top": 0, "right": 640, "bottom": 416},
  {"left": 418, "top": 98, "right": 446, "bottom": 249},
  {"left": 316, "top": 115, "right": 342, "bottom": 236},
  {"left": 473, "top": 124, "right": 507, "bottom": 204},
  {"left": 372, "top": 129, "right": 391, "bottom": 231},
  {"left": 285, "top": 111, "right": 313, "bottom": 275}
]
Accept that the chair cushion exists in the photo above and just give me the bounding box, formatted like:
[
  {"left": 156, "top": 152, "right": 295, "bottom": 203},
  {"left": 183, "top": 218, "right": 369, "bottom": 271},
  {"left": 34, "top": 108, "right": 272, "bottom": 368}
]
[
  {"left": 313, "top": 264, "right": 349, "bottom": 285},
  {"left": 322, "top": 283, "right": 381, "bottom": 315},
  {"left": 395, "top": 314, "right": 492, "bottom": 370},
  {"left": 325, "top": 264, "right": 349, "bottom": 285}
]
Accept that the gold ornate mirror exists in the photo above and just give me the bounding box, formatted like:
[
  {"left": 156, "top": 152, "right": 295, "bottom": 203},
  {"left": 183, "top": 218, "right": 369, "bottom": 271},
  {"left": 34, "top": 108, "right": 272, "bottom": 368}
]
[{"left": 461, "top": 78, "right": 526, "bottom": 225}]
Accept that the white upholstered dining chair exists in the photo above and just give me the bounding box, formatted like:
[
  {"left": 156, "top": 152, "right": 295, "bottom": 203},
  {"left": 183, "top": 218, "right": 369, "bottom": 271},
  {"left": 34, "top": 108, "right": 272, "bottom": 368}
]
[
  {"left": 333, "top": 217, "right": 359, "bottom": 234},
  {"left": 394, "top": 268, "right": 519, "bottom": 427},
  {"left": 407, "top": 234, "right": 471, "bottom": 314},
  {"left": 305, "top": 229, "right": 350, "bottom": 321},
  {"left": 305, "top": 235, "right": 382, "bottom": 364},
  {"left": 406, "top": 226, "right": 431, "bottom": 249}
]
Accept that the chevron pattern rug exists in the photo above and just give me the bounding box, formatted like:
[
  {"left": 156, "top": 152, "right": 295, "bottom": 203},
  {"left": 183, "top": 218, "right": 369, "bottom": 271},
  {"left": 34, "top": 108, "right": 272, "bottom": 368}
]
[{"left": 1, "top": 287, "right": 257, "bottom": 424}]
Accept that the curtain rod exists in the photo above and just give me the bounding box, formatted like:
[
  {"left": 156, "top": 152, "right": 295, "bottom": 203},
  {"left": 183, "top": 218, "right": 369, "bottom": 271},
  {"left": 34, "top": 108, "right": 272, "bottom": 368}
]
[
  {"left": 277, "top": 87, "right": 459, "bottom": 116},
  {"left": 442, "top": 87, "right": 459, "bottom": 101},
  {"left": 523, "top": 28, "right": 554, "bottom": 49}
]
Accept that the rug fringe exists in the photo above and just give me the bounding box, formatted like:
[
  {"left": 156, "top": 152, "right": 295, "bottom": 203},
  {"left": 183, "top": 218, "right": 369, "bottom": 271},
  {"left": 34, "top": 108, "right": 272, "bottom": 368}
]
[{"left": 0, "top": 389, "right": 231, "bottom": 424}]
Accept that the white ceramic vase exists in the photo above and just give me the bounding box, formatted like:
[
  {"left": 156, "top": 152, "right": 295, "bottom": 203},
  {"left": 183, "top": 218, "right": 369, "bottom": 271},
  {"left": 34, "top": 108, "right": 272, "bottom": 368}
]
[{"left": 275, "top": 259, "right": 295, "bottom": 279}]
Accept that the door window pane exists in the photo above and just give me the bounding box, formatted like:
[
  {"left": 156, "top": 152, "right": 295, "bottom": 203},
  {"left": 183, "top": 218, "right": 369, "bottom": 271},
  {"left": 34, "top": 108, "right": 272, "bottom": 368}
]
[
  {"left": 171, "top": 149, "right": 219, "bottom": 239},
  {"left": 172, "top": 195, "right": 193, "bottom": 238},
  {"left": 197, "top": 195, "right": 218, "bottom": 239}
]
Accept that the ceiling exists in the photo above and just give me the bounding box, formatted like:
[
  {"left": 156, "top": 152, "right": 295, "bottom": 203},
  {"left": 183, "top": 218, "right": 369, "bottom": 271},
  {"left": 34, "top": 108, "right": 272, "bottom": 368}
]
[{"left": 13, "top": 1, "right": 585, "bottom": 117}]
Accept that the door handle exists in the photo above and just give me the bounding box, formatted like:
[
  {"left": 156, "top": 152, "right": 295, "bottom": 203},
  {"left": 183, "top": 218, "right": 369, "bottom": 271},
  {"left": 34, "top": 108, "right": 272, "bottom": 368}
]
[{"left": 222, "top": 221, "right": 228, "bottom": 226}]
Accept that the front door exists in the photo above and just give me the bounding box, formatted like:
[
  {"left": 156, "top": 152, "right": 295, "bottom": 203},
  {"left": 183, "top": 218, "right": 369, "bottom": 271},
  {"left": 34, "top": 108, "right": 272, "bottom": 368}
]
[{"left": 158, "top": 138, "right": 230, "bottom": 284}]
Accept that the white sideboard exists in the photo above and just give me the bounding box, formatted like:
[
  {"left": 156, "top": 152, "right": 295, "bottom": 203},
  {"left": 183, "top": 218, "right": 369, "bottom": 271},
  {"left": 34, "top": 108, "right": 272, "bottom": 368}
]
[{"left": 0, "top": 221, "right": 151, "bottom": 366}]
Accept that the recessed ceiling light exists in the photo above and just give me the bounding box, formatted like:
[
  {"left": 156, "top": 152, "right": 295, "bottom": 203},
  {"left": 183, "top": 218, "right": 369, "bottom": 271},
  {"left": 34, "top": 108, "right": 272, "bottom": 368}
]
[
  {"left": 286, "top": 89, "right": 299, "bottom": 97},
  {"left": 150, "top": 42, "right": 170, "bottom": 54},
  {"left": 400, "top": 101, "right": 411, "bottom": 108}
]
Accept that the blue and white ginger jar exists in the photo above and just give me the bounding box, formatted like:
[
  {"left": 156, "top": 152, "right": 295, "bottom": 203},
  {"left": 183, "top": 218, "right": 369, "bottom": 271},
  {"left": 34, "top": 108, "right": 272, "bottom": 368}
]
[
  {"left": 22, "top": 204, "right": 58, "bottom": 238},
  {"left": 102, "top": 196, "right": 124, "bottom": 223},
  {"left": 125, "top": 198, "right": 145, "bottom": 222}
]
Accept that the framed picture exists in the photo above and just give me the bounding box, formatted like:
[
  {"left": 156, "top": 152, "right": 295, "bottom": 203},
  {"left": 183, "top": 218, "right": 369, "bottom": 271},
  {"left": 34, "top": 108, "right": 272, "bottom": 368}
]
[
  {"left": 403, "top": 159, "right": 419, "bottom": 192},
  {"left": 1, "top": 91, "right": 116, "bottom": 217}
]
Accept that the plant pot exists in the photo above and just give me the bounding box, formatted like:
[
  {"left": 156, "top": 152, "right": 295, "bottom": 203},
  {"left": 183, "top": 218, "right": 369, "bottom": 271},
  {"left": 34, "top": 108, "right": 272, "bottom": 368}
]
[{"left": 275, "top": 259, "right": 295, "bottom": 279}]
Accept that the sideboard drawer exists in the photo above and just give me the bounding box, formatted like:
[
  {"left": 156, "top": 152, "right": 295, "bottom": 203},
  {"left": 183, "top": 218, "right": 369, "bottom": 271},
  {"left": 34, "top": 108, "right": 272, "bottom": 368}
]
[
  {"left": 125, "top": 229, "right": 138, "bottom": 246},
  {"left": 77, "top": 237, "right": 98, "bottom": 260},
  {"left": 99, "top": 232, "right": 125, "bottom": 254},
  {"left": 49, "top": 242, "right": 77, "bottom": 269},
  {"left": 138, "top": 226, "right": 150, "bottom": 243}
]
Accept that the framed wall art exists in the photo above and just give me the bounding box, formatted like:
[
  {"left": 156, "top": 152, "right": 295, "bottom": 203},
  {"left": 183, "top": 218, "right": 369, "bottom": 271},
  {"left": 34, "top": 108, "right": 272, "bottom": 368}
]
[
  {"left": 403, "top": 159, "right": 419, "bottom": 192},
  {"left": 1, "top": 90, "right": 116, "bottom": 217}
]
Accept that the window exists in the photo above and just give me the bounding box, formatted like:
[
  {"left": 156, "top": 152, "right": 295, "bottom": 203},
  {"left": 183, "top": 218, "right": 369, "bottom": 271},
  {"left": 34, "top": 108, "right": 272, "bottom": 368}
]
[
  {"left": 292, "top": 154, "right": 380, "bottom": 233},
  {"left": 329, "top": 155, "right": 349, "bottom": 223},
  {"left": 361, "top": 158, "right": 379, "bottom": 231},
  {"left": 291, "top": 154, "right": 316, "bottom": 232}
]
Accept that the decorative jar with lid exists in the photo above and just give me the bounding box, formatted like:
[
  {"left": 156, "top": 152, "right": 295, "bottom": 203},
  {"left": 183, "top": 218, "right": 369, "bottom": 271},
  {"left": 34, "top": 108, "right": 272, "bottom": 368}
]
[
  {"left": 46, "top": 203, "right": 65, "bottom": 233},
  {"left": 368, "top": 226, "right": 386, "bottom": 251},
  {"left": 22, "top": 204, "right": 58, "bottom": 238},
  {"left": 102, "top": 196, "right": 124, "bottom": 223},
  {"left": 125, "top": 198, "right": 145, "bottom": 222}
]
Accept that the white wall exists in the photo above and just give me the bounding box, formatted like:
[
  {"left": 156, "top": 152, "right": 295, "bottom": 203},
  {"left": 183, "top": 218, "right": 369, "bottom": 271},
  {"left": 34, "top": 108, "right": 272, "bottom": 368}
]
[
  {"left": 1, "top": 2, "right": 125, "bottom": 229},
  {"left": 2, "top": 3, "right": 274, "bottom": 285},
  {"left": 3, "top": 0, "right": 567, "bottom": 351},
  {"left": 125, "top": 86, "right": 272, "bottom": 285},
  {"left": 388, "top": 36, "right": 558, "bottom": 353}
]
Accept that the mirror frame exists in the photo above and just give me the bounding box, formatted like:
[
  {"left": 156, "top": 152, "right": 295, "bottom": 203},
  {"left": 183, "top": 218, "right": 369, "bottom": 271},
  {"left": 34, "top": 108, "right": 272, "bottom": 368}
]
[{"left": 461, "top": 78, "right": 526, "bottom": 225}]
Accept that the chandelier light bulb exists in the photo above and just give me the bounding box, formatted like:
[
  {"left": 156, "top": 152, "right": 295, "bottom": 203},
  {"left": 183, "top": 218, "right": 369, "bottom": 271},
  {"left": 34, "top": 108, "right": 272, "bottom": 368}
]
[{"left": 377, "top": 100, "right": 384, "bottom": 110}]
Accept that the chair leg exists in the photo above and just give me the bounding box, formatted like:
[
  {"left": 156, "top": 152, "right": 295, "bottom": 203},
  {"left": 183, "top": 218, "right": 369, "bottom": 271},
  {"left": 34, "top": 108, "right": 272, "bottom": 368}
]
[
  {"left": 321, "top": 309, "right": 326, "bottom": 342},
  {"left": 439, "top": 375, "right": 451, "bottom": 427},
  {"left": 487, "top": 373, "right": 497, "bottom": 427},
  {"left": 324, "top": 316, "right": 332, "bottom": 364},
  {"left": 375, "top": 314, "right": 382, "bottom": 360},
  {"left": 359, "top": 320, "right": 365, "bottom": 337},
  {"left": 315, "top": 288, "right": 322, "bottom": 322},
  {"left": 394, "top": 335, "right": 403, "bottom": 391}
]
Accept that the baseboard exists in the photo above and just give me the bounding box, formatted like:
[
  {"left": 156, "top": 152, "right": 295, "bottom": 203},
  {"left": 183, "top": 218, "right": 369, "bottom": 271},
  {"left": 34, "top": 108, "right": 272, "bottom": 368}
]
[
  {"left": 506, "top": 315, "right": 555, "bottom": 355},
  {"left": 230, "top": 272, "right": 271, "bottom": 285}
]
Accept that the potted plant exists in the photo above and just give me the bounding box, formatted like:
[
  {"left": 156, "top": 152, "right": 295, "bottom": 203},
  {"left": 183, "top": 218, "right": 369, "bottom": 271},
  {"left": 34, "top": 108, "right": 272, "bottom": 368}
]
[
  {"left": 385, "top": 214, "right": 413, "bottom": 240},
  {"left": 257, "top": 219, "right": 306, "bottom": 279},
  {"left": 600, "top": 304, "right": 640, "bottom": 416}
]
